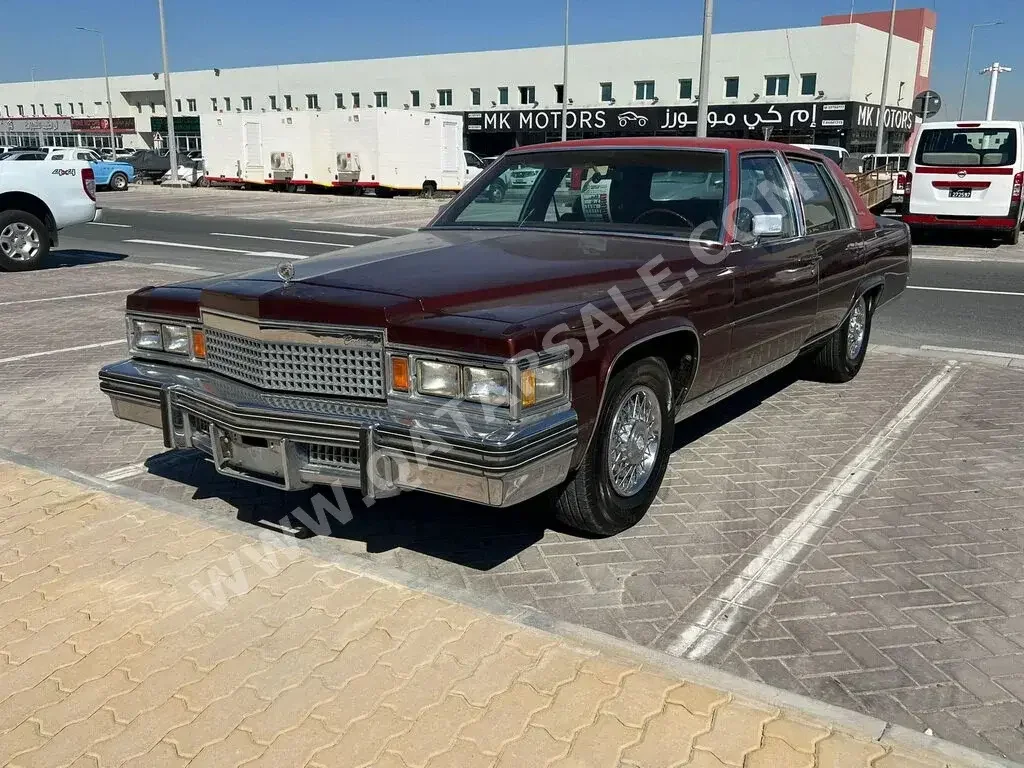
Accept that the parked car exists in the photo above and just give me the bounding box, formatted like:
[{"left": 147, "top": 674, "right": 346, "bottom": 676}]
[
  {"left": 44, "top": 148, "right": 135, "bottom": 191},
  {"left": 0, "top": 151, "right": 47, "bottom": 161},
  {"left": 0, "top": 156, "right": 99, "bottom": 270},
  {"left": 129, "top": 149, "right": 172, "bottom": 182},
  {"left": 98, "top": 137, "right": 910, "bottom": 535}
]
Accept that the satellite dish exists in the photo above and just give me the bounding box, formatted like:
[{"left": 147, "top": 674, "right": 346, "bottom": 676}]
[{"left": 913, "top": 90, "right": 942, "bottom": 119}]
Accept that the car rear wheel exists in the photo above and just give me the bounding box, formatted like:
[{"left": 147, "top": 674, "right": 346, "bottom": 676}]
[
  {"left": 109, "top": 172, "right": 129, "bottom": 191},
  {"left": 806, "top": 293, "right": 873, "bottom": 383},
  {"left": 0, "top": 210, "right": 50, "bottom": 272},
  {"left": 551, "top": 358, "right": 674, "bottom": 536}
]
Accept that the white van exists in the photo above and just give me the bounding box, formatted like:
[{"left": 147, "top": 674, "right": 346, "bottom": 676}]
[{"left": 904, "top": 120, "right": 1024, "bottom": 245}]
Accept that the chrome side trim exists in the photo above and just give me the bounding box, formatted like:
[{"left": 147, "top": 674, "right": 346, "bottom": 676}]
[
  {"left": 201, "top": 310, "right": 384, "bottom": 349},
  {"left": 675, "top": 351, "right": 798, "bottom": 422}
]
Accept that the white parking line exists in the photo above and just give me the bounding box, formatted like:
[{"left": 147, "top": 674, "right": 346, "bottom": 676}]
[
  {"left": 210, "top": 232, "right": 353, "bottom": 248},
  {"left": 124, "top": 239, "right": 308, "bottom": 259},
  {"left": 908, "top": 285, "right": 1024, "bottom": 298},
  {"left": 0, "top": 340, "right": 124, "bottom": 365},
  {"left": 664, "top": 362, "right": 961, "bottom": 660},
  {"left": 921, "top": 345, "right": 1024, "bottom": 361},
  {"left": 89, "top": 222, "right": 132, "bottom": 228},
  {"left": 97, "top": 463, "right": 148, "bottom": 482},
  {"left": 149, "top": 262, "right": 205, "bottom": 270},
  {"left": 294, "top": 229, "right": 386, "bottom": 239},
  {"left": 0, "top": 289, "right": 130, "bottom": 307}
]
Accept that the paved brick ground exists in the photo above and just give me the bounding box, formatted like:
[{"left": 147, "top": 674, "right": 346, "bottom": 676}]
[
  {"left": 98, "top": 187, "right": 441, "bottom": 229},
  {"left": 1, "top": 461, "right": 1012, "bottom": 768},
  {"left": 2, "top": 259, "right": 1024, "bottom": 761}
]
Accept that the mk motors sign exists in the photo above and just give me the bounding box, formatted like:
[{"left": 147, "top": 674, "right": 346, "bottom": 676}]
[{"left": 465, "top": 101, "right": 916, "bottom": 135}]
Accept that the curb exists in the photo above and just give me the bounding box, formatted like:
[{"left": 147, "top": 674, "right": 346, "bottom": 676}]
[{"left": 1, "top": 446, "right": 1021, "bottom": 768}]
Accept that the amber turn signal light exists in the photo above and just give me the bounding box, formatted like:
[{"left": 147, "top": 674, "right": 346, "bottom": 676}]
[
  {"left": 192, "top": 329, "right": 207, "bottom": 359},
  {"left": 520, "top": 369, "right": 537, "bottom": 408},
  {"left": 391, "top": 356, "right": 410, "bottom": 392}
]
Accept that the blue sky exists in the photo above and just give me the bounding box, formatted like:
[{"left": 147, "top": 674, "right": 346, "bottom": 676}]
[{"left": 2, "top": 0, "right": 1021, "bottom": 119}]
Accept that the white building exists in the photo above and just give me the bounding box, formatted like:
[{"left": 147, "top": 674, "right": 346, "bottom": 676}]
[{"left": 0, "top": 8, "right": 935, "bottom": 155}]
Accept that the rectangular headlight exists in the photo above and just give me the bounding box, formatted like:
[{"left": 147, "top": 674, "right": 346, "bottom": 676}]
[
  {"left": 464, "top": 366, "right": 510, "bottom": 407},
  {"left": 161, "top": 324, "right": 190, "bottom": 355},
  {"left": 131, "top": 320, "right": 163, "bottom": 350},
  {"left": 416, "top": 360, "right": 461, "bottom": 398},
  {"left": 521, "top": 362, "right": 566, "bottom": 408}
]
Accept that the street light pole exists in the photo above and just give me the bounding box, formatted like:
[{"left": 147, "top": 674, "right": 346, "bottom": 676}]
[
  {"left": 981, "top": 62, "right": 1012, "bottom": 120},
  {"left": 560, "top": 0, "right": 569, "bottom": 142},
  {"left": 157, "top": 0, "right": 181, "bottom": 185},
  {"left": 696, "top": 0, "right": 713, "bottom": 138},
  {"left": 959, "top": 21, "right": 1003, "bottom": 120},
  {"left": 76, "top": 28, "right": 118, "bottom": 154},
  {"left": 873, "top": 0, "right": 897, "bottom": 155}
]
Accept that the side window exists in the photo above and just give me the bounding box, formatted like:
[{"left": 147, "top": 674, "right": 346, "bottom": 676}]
[
  {"left": 51, "top": 153, "right": 64, "bottom": 160},
  {"left": 735, "top": 154, "right": 797, "bottom": 242},
  {"left": 788, "top": 158, "right": 848, "bottom": 234}
]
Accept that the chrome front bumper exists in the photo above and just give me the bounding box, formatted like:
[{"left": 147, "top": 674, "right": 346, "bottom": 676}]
[{"left": 98, "top": 359, "right": 578, "bottom": 507}]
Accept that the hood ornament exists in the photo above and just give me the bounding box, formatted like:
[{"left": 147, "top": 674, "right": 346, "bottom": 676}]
[{"left": 276, "top": 262, "right": 295, "bottom": 284}]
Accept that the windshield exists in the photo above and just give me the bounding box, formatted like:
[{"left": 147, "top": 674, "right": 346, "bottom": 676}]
[
  {"left": 433, "top": 149, "right": 727, "bottom": 241},
  {"left": 916, "top": 127, "right": 1018, "bottom": 167}
]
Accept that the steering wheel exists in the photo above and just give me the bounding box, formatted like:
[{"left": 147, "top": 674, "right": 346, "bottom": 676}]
[{"left": 632, "top": 208, "right": 694, "bottom": 227}]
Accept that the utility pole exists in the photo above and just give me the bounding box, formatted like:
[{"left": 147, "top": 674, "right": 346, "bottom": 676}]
[
  {"left": 696, "top": 0, "right": 713, "bottom": 138},
  {"left": 560, "top": 0, "right": 569, "bottom": 141},
  {"left": 75, "top": 28, "right": 117, "bottom": 154},
  {"left": 157, "top": 0, "right": 182, "bottom": 186},
  {"left": 981, "top": 62, "right": 1012, "bottom": 120},
  {"left": 959, "top": 22, "right": 1003, "bottom": 119},
  {"left": 874, "top": 0, "right": 897, "bottom": 155}
]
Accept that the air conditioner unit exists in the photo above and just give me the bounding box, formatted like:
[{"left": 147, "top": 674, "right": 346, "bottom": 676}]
[
  {"left": 336, "top": 151, "right": 360, "bottom": 183},
  {"left": 269, "top": 151, "right": 294, "bottom": 181}
]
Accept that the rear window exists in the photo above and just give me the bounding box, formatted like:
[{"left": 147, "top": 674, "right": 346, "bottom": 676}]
[{"left": 916, "top": 127, "right": 1018, "bottom": 167}]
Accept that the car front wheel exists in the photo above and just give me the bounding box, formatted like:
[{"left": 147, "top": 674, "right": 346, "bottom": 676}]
[
  {"left": 109, "top": 172, "right": 129, "bottom": 191},
  {"left": 552, "top": 357, "right": 674, "bottom": 536},
  {"left": 806, "top": 293, "right": 873, "bottom": 383},
  {"left": 0, "top": 210, "right": 50, "bottom": 271}
]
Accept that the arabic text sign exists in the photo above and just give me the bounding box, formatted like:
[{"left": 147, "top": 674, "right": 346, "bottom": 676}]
[{"left": 0, "top": 118, "right": 72, "bottom": 133}]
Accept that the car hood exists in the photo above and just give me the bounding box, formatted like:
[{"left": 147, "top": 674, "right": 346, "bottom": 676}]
[{"left": 216, "top": 228, "right": 665, "bottom": 325}]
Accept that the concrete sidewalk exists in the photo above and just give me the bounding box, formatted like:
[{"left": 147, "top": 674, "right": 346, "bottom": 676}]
[{"left": 0, "top": 460, "right": 1016, "bottom": 768}]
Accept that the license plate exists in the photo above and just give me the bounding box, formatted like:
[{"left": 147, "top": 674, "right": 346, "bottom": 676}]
[{"left": 949, "top": 188, "right": 972, "bottom": 199}]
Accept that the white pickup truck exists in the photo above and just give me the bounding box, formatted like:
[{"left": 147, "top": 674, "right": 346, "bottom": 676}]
[{"left": 0, "top": 159, "right": 99, "bottom": 271}]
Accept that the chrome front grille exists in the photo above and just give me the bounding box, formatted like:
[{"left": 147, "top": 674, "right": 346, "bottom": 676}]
[
  {"left": 204, "top": 326, "right": 385, "bottom": 399},
  {"left": 302, "top": 443, "right": 359, "bottom": 469}
]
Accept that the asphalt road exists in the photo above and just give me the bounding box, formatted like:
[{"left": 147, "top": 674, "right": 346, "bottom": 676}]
[{"left": 54, "top": 207, "right": 1024, "bottom": 358}]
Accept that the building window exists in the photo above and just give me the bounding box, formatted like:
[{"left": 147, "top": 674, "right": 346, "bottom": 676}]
[
  {"left": 374, "top": 91, "right": 387, "bottom": 108},
  {"left": 187, "top": 98, "right": 197, "bottom": 111},
  {"left": 16, "top": 105, "right": 24, "bottom": 116},
  {"left": 724, "top": 77, "right": 740, "bottom": 99},
  {"left": 242, "top": 96, "right": 252, "bottom": 111},
  {"left": 554, "top": 84, "right": 564, "bottom": 104},
  {"left": 765, "top": 75, "right": 789, "bottom": 97},
  {"left": 55, "top": 103, "right": 63, "bottom": 115},
  {"left": 68, "top": 103, "right": 74, "bottom": 114},
  {"left": 498, "top": 87, "right": 509, "bottom": 105},
  {"left": 801, "top": 73, "right": 817, "bottom": 96},
  {"left": 437, "top": 89, "right": 453, "bottom": 107},
  {"left": 149, "top": 103, "right": 156, "bottom": 113},
  {"left": 30, "top": 105, "right": 36, "bottom": 116},
  {"left": 224, "top": 97, "right": 231, "bottom": 111},
  {"left": 284, "top": 95, "right": 292, "bottom": 110},
  {"left": 306, "top": 93, "right": 319, "bottom": 109},
  {"left": 175, "top": 98, "right": 182, "bottom": 112},
  {"left": 518, "top": 85, "right": 536, "bottom": 105},
  {"left": 78, "top": 102, "right": 84, "bottom": 114},
  {"left": 410, "top": 90, "right": 420, "bottom": 107},
  {"left": 634, "top": 80, "right": 655, "bottom": 100},
  {"left": 211, "top": 97, "right": 218, "bottom": 111},
  {"left": 471, "top": 88, "right": 481, "bottom": 106},
  {"left": 335, "top": 93, "right": 345, "bottom": 108},
  {"left": 600, "top": 82, "right": 613, "bottom": 102},
  {"left": 3, "top": 106, "right": 8, "bottom": 117},
  {"left": 678, "top": 79, "right": 693, "bottom": 100},
  {"left": 352, "top": 92, "right": 361, "bottom": 108}
]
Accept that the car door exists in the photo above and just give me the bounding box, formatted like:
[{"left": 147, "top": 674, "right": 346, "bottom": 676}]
[
  {"left": 725, "top": 152, "right": 818, "bottom": 382},
  {"left": 785, "top": 155, "right": 865, "bottom": 336}
]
